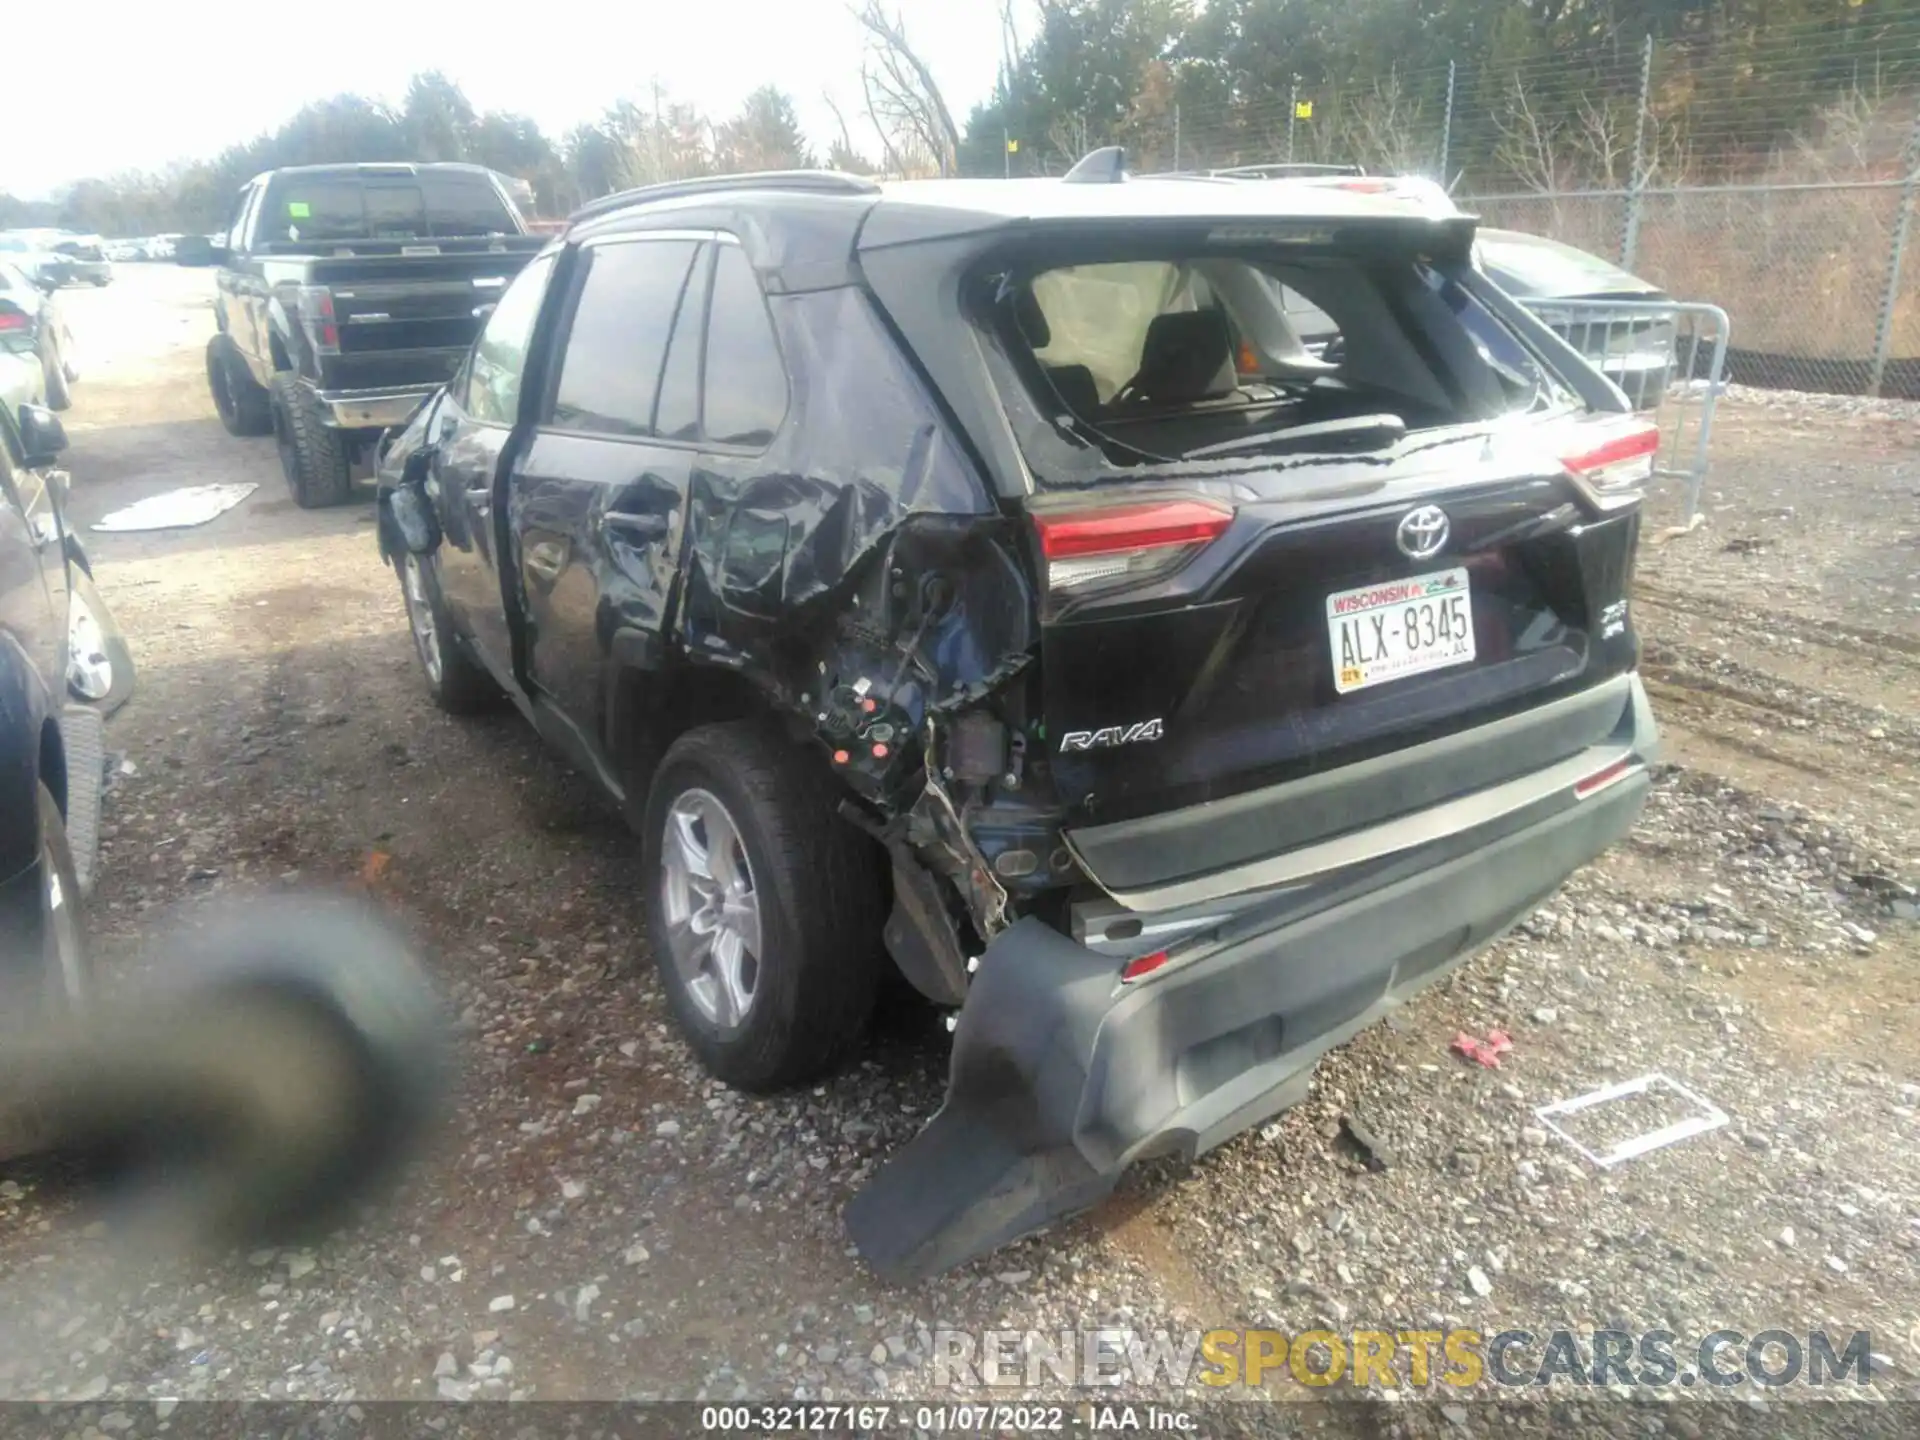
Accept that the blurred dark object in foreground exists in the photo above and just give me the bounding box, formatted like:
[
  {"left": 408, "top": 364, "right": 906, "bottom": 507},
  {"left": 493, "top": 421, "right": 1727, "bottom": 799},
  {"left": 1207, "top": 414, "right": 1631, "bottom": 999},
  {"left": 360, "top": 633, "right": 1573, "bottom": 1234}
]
[{"left": 0, "top": 894, "right": 445, "bottom": 1250}]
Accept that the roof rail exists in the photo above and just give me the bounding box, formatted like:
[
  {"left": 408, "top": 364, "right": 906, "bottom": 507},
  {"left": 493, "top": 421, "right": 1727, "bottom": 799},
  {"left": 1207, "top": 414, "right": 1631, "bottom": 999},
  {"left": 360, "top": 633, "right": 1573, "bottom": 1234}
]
[
  {"left": 1063, "top": 146, "right": 1128, "bottom": 184},
  {"left": 567, "top": 169, "right": 881, "bottom": 226},
  {"left": 1207, "top": 162, "right": 1368, "bottom": 180}
]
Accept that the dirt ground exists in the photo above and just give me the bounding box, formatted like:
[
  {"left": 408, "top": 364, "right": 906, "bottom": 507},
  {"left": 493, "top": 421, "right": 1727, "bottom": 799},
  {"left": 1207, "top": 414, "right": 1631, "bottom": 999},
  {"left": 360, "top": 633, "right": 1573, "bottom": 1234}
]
[{"left": 0, "top": 265, "right": 1915, "bottom": 1425}]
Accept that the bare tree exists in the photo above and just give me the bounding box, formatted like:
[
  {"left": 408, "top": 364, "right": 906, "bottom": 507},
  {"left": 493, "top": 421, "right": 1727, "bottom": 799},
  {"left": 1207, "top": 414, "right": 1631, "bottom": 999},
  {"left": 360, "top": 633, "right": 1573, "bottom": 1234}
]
[
  {"left": 1491, "top": 77, "right": 1577, "bottom": 194},
  {"left": 853, "top": 2, "right": 960, "bottom": 177},
  {"left": 1332, "top": 72, "right": 1432, "bottom": 175},
  {"left": 1046, "top": 112, "right": 1092, "bottom": 171}
]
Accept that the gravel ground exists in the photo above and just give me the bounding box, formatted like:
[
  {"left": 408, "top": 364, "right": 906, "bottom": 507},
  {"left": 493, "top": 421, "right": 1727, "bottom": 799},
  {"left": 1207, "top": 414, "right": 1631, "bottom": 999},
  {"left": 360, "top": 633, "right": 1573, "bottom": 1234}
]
[{"left": 0, "top": 266, "right": 1914, "bottom": 1425}]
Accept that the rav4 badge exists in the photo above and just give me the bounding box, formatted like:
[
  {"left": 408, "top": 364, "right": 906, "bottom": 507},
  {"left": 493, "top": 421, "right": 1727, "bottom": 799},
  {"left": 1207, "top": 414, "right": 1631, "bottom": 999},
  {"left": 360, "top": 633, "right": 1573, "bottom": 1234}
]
[{"left": 1060, "top": 719, "right": 1165, "bottom": 753}]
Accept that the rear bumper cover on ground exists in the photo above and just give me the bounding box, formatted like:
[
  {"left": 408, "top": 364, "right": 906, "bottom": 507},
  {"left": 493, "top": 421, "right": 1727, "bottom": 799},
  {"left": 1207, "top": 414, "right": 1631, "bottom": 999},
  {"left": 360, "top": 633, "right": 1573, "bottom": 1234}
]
[{"left": 847, "top": 676, "right": 1657, "bottom": 1279}]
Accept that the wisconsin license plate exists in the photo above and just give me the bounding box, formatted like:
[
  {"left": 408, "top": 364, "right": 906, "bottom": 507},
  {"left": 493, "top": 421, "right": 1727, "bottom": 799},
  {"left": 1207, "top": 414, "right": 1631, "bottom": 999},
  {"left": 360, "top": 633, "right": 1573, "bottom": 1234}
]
[{"left": 1327, "top": 567, "right": 1476, "bottom": 694}]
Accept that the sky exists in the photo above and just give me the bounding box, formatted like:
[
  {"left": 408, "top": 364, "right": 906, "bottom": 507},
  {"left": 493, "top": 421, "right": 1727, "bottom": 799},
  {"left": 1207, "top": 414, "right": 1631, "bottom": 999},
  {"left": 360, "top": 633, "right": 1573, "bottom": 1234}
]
[{"left": 2, "top": 0, "right": 1013, "bottom": 198}]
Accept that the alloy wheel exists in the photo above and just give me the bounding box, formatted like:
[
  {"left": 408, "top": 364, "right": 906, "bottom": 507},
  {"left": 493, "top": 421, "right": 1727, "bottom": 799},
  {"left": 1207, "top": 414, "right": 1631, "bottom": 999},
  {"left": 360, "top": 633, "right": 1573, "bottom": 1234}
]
[{"left": 660, "top": 787, "right": 763, "bottom": 1030}]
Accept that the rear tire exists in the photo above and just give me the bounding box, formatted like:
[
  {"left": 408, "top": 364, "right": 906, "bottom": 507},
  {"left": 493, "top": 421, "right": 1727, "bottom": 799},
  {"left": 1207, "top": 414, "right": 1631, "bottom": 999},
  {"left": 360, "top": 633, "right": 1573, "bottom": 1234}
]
[
  {"left": 642, "top": 722, "right": 885, "bottom": 1091},
  {"left": 207, "top": 335, "right": 272, "bottom": 437},
  {"left": 396, "top": 552, "right": 496, "bottom": 714},
  {"left": 270, "top": 374, "right": 351, "bottom": 509}
]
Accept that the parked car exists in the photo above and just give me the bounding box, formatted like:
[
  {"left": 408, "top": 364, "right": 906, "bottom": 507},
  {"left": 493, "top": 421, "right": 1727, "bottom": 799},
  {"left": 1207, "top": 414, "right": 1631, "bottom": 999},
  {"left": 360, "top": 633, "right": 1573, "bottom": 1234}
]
[
  {"left": 0, "top": 259, "right": 78, "bottom": 409},
  {"left": 377, "top": 164, "right": 1660, "bottom": 1279},
  {"left": 0, "top": 236, "right": 75, "bottom": 290},
  {"left": 49, "top": 235, "right": 111, "bottom": 287},
  {"left": 197, "top": 162, "right": 545, "bottom": 508},
  {"left": 0, "top": 389, "right": 134, "bottom": 1015},
  {"left": 1474, "top": 228, "right": 1675, "bottom": 408}
]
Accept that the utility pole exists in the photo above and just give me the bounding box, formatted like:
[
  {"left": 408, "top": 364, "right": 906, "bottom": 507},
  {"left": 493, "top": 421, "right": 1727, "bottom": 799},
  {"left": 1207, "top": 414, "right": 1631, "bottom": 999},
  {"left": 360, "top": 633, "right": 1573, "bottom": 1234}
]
[
  {"left": 1004, "top": 127, "right": 1011, "bottom": 179},
  {"left": 1287, "top": 76, "right": 1300, "bottom": 163},
  {"left": 1439, "top": 60, "right": 1456, "bottom": 182},
  {"left": 1173, "top": 104, "right": 1182, "bottom": 172}
]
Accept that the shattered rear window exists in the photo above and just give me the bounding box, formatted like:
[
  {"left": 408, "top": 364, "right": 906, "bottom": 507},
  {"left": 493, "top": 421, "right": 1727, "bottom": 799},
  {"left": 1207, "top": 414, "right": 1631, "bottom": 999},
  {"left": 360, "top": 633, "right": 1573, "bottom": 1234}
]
[{"left": 989, "top": 244, "right": 1571, "bottom": 473}]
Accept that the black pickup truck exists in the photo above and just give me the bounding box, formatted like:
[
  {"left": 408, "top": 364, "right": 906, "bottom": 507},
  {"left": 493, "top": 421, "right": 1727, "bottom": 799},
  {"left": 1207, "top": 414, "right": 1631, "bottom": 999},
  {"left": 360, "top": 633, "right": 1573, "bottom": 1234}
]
[{"left": 198, "top": 164, "right": 545, "bottom": 507}]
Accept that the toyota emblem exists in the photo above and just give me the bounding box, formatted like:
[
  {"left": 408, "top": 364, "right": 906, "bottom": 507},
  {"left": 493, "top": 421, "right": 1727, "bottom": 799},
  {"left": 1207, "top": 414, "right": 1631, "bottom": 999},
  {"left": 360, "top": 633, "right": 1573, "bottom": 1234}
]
[{"left": 1396, "top": 505, "right": 1450, "bottom": 560}]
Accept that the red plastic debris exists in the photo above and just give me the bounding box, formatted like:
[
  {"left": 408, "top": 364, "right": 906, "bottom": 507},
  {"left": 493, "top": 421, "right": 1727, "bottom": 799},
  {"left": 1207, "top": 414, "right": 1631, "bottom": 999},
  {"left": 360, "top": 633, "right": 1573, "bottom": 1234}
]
[{"left": 1451, "top": 1028, "right": 1514, "bottom": 1068}]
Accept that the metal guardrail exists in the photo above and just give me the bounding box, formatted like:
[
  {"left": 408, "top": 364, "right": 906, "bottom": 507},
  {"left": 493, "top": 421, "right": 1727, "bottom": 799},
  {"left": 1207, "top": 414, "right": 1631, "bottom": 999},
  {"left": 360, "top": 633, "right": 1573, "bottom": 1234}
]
[{"left": 1518, "top": 297, "right": 1730, "bottom": 525}]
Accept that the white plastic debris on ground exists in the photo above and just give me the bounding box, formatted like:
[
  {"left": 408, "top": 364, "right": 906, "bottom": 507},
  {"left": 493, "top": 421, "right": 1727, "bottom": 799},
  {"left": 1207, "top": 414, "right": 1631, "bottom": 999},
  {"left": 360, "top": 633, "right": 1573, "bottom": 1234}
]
[{"left": 93, "top": 483, "right": 257, "bottom": 533}]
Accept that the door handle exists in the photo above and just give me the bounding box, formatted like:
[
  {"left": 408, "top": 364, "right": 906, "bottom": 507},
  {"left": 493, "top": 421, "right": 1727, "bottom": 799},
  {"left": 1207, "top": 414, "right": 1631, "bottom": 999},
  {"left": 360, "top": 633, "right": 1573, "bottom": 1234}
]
[{"left": 602, "top": 512, "right": 668, "bottom": 541}]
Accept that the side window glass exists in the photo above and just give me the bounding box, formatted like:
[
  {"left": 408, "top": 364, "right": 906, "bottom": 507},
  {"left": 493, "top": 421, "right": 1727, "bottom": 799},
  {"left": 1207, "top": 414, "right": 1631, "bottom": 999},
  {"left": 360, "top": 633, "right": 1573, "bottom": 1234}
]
[
  {"left": 550, "top": 240, "right": 700, "bottom": 437},
  {"left": 701, "top": 244, "right": 787, "bottom": 447},
  {"left": 653, "top": 245, "right": 711, "bottom": 442},
  {"left": 465, "top": 252, "right": 555, "bottom": 426}
]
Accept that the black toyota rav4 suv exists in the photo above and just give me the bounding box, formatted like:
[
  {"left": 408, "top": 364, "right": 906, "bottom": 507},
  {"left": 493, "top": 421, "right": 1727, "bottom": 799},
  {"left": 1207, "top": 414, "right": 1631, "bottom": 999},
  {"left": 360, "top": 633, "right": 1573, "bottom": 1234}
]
[{"left": 376, "top": 160, "right": 1660, "bottom": 1279}]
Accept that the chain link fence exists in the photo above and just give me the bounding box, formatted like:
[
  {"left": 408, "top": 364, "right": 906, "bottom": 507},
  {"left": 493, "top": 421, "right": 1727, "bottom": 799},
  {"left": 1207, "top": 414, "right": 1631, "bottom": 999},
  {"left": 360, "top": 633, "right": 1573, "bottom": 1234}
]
[{"left": 1061, "top": 14, "right": 1920, "bottom": 400}]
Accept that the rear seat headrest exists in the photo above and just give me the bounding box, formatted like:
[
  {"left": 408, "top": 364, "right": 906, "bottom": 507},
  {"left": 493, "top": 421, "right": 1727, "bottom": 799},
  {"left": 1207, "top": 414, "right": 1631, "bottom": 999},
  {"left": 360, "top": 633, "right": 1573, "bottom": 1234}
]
[{"left": 1129, "top": 308, "right": 1237, "bottom": 405}]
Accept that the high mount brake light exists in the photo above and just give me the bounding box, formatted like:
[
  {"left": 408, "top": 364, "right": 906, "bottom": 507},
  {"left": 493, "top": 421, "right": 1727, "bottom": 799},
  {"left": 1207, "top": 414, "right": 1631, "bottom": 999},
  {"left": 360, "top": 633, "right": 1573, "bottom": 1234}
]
[
  {"left": 1562, "top": 420, "right": 1659, "bottom": 510},
  {"left": 1032, "top": 499, "right": 1235, "bottom": 593}
]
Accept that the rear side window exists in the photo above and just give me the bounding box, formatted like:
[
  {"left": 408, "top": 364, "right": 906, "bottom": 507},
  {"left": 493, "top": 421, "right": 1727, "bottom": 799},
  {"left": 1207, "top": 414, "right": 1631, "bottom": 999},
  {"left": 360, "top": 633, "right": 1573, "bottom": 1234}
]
[
  {"left": 652, "top": 248, "right": 709, "bottom": 442},
  {"left": 260, "top": 180, "right": 378, "bottom": 244},
  {"left": 258, "top": 173, "right": 517, "bottom": 246},
  {"left": 549, "top": 240, "right": 700, "bottom": 437},
  {"left": 419, "top": 173, "right": 520, "bottom": 236},
  {"left": 701, "top": 245, "right": 788, "bottom": 447}
]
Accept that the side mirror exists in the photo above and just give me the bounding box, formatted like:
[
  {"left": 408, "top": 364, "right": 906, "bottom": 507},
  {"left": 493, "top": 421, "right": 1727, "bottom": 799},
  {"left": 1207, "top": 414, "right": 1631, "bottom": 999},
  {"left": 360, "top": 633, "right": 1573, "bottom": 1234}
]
[
  {"left": 18, "top": 405, "right": 68, "bottom": 466},
  {"left": 32, "top": 272, "right": 59, "bottom": 295}
]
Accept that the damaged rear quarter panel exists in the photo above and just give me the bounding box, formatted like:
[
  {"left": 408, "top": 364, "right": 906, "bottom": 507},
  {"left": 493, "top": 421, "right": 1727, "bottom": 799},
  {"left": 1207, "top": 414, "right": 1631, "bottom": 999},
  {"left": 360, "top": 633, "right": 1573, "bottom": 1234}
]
[
  {"left": 674, "top": 282, "right": 1032, "bottom": 756},
  {"left": 668, "top": 280, "right": 1041, "bottom": 949},
  {"left": 680, "top": 283, "right": 996, "bottom": 639}
]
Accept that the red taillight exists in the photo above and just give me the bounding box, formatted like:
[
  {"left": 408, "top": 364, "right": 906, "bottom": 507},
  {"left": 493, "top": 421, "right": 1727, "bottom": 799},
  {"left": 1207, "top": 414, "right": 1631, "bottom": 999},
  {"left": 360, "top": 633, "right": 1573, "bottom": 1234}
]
[
  {"left": 1562, "top": 420, "right": 1659, "bottom": 508},
  {"left": 0, "top": 309, "right": 28, "bottom": 332},
  {"left": 1574, "top": 757, "right": 1638, "bottom": 799},
  {"left": 1033, "top": 498, "right": 1234, "bottom": 592},
  {"left": 1121, "top": 950, "right": 1170, "bottom": 982},
  {"left": 297, "top": 285, "right": 340, "bottom": 352}
]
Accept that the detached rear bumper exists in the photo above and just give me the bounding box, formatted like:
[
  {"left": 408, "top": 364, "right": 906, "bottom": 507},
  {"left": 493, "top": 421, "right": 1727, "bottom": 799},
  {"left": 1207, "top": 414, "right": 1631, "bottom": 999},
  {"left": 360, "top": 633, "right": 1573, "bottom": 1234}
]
[{"left": 847, "top": 677, "right": 1656, "bottom": 1279}]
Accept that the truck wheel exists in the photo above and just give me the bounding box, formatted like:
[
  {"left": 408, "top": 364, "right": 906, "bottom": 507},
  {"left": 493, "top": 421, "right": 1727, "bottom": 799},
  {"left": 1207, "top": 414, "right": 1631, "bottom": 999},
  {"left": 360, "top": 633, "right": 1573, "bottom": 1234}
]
[
  {"left": 270, "top": 374, "right": 351, "bottom": 508},
  {"left": 207, "top": 335, "right": 272, "bottom": 437},
  {"left": 41, "top": 337, "right": 72, "bottom": 411},
  {"left": 642, "top": 722, "right": 885, "bottom": 1092},
  {"left": 396, "top": 552, "right": 496, "bottom": 714}
]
